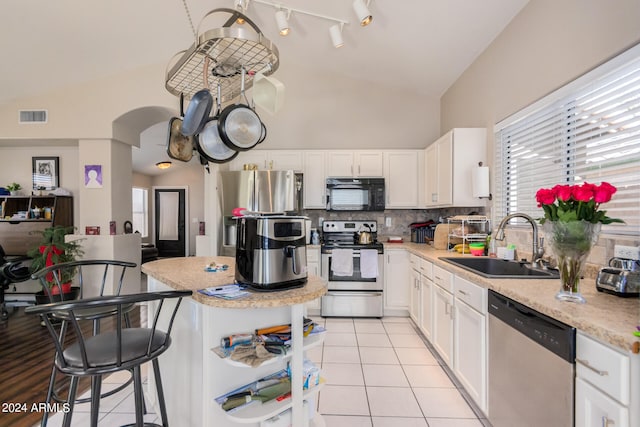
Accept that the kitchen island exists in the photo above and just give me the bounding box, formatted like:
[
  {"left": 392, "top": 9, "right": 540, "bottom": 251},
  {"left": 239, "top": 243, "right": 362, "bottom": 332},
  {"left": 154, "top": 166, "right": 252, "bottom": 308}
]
[{"left": 142, "top": 256, "right": 328, "bottom": 427}]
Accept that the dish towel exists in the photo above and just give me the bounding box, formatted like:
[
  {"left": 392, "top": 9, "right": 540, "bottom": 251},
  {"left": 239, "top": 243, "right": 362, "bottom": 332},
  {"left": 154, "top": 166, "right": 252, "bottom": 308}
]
[
  {"left": 331, "top": 249, "right": 354, "bottom": 276},
  {"left": 360, "top": 249, "right": 379, "bottom": 279}
]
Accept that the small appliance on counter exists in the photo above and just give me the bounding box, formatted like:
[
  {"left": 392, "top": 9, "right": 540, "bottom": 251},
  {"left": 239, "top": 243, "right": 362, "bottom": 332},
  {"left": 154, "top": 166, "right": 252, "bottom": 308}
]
[
  {"left": 235, "top": 215, "right": 308, "bottom": 291},
  {"left": 596, "top": 257, "right": 640, "bottom": 297}
]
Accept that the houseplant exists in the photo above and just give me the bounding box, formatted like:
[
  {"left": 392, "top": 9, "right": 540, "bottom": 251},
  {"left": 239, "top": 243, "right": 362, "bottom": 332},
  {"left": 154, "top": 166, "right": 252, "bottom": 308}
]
[
  {"left": 536, "top": 181, "right": 623, "bottom": 303},
  {"left": 28, "top": 225, "right": 84, "bottom": 298},
  {"left": 6, "top": 182, "right": 21, "bottom": 196}
]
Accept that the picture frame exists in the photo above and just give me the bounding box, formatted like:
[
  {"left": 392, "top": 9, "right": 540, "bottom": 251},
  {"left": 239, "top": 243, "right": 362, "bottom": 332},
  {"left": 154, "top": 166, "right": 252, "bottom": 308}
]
[{"left": 32, "top": 156, "right": 59, "bottom": 190}]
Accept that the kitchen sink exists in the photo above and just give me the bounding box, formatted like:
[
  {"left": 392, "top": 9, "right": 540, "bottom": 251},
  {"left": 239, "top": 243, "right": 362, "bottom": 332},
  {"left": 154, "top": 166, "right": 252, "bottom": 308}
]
[{"left": 439, "top": 257, "right": 559, "bottom": 279}]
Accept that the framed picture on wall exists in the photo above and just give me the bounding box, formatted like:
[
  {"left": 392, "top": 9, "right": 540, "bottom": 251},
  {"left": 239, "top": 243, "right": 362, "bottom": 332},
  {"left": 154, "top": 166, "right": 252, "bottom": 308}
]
[{"left": 32, "top": 156, "right": 59, "bottom": 190}]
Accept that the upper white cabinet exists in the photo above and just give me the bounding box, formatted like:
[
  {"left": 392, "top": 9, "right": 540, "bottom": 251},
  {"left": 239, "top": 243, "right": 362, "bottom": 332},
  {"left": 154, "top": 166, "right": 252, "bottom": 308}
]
[
  {"left": 229, "top": 150, "right": 304, "bottom": 172},
  {"left": 424, "top": 128, "right": 487, "bottom": 207},
  {"left": 303, "top": 151, "right": 326, "bottom": 209},
  {"left": 326, "top": 151, "right": 383, "bottom": 177},
  {"left": 384, "top": 150, "right": 423, "bottom": 208}
]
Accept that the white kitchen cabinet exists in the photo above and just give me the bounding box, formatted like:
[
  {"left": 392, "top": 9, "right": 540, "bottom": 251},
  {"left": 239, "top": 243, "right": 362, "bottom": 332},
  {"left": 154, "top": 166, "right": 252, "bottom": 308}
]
[
  {"left": 453, "top": 275, "right": 487, "bottom": 413},
  {"left": 326, "top": 151, "right": 383, "bottom": 177},
  {"left": 305, "top": 246, "right": 322, "bottom": 313},
  {"left": 432, "top": 265, "right": 454, "bottom": 368},
  {"left": 575, "top": 331, "right": 636, "bottom": 427},
  {"left": 384, "top": 249, "right": 410, "bottom": 315},
  {"left": 384, "top": 150, "right": 423, "bottom": 208},
  {"left": 424, "top": 128, "right": 486, "bottom": 207},
  {"left": 229, "top": 150, "right": 303, "bottom": 171},
  {"left": 409, "top": 267, "right": 421, "bottom": 324},
  {"left": 576, "top": 377, "right": 629, "bottom": 427},
  {"left": 419, "top": 259, "right": 433, "bottom": 340},
  {"left": 229, "top": 151, "right": 268, "bottom": 171},
  {"left": 303, "top": 151, "right": 326, "bottom": 209},
  {"left": 432, "top": 281, "right": 454, "bottom": 368}
]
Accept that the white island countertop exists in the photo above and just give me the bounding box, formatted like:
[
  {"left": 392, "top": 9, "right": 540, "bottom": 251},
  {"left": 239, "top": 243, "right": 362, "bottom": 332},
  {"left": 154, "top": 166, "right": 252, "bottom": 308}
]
[{"left": 141, "top": 256, "right": 327, "bottom": 308}]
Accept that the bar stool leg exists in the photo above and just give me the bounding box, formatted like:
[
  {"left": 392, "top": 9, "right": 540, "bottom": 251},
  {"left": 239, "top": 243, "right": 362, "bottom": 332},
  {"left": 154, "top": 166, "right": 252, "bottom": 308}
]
[
  {"left": 90, "top": 375, "right": 102, "bottom": 427},
  {"left": 62, "top": 376, "right": 79, "bottom": 427},
  {"left": 133, "top": 365, "right": 145, "bottom": 427},
  {"left": 153, "top": 358, "right": 169, "bottom": 427}
]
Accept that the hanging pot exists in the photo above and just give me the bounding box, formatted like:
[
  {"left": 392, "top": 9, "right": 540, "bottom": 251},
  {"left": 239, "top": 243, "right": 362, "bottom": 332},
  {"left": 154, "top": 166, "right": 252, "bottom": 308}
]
[
  {"left": 197, "top": 118, "right": 239, "bottom": 163},
  {"left": 218, "top": 68, "right": 266, "bottom": 151},
  {"left": 196, "top": 84, "right": 239, "bottom": 164},
  {"left": 166, "top": 116, "right": 196, "bottom": 161},
  {"left": 181, "top": 88, "right": 213, "bottom": 136}
]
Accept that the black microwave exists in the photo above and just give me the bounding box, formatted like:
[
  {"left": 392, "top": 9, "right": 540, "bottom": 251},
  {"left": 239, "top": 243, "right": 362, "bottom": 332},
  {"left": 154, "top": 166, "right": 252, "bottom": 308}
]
[{"left": 326, "top": 177, "right": 385, "bottom": 211}]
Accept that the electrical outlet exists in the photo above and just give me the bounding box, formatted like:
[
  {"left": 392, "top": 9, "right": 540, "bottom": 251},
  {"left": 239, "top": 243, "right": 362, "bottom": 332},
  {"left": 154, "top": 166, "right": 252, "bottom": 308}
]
[
  {"left": 614, "top": 245, "right": 640, "bottom": 260},
  {"left": 385, "top": 217, "right": 392, "bottom": 227}
]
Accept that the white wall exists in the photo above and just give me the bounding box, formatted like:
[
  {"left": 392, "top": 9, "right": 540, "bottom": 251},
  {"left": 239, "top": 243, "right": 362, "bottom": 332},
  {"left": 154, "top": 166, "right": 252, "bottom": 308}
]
[{"left": 441, "top": 0, "right": 640, "bottom": 131}]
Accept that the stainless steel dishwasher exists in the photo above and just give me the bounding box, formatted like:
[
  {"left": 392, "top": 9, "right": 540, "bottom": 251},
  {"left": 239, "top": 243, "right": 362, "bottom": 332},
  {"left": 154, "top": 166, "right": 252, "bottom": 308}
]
[{"left": 488, "top": 290, "right": 576, "bottom": 427}]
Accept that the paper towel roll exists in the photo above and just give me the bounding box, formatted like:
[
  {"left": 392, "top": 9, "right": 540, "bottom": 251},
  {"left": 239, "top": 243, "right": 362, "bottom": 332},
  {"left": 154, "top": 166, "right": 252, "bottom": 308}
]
[{"left": 472, "top": 166, "right": 490, "bottom": 198}]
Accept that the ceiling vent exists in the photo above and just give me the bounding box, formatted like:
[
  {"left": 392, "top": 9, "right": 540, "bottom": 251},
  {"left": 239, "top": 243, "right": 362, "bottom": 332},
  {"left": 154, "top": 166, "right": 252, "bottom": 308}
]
[{"left": 19, "top": 109, "right": 48, "bottom": 124}]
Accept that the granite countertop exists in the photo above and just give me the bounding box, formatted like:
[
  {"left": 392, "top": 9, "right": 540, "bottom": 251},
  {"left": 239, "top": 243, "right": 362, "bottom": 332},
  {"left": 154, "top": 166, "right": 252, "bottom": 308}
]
[
  {"left": 141, "top": 256, "right": 327, "bottom": 309},
  {"left": 386, "top": 242, "right": 640, "bottom": 355}
]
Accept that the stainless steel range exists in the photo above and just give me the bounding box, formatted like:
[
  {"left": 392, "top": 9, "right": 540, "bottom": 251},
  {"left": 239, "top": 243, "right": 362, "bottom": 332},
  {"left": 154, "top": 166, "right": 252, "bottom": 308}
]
[{"left": 320, "top": 220, "right": 384, "bottom": 317}]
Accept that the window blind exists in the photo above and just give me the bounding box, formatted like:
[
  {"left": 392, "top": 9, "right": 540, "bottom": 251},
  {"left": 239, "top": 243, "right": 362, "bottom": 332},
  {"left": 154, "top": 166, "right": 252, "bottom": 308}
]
[{"left": 495, "top": 45, "right": 640, "bottom": 235}]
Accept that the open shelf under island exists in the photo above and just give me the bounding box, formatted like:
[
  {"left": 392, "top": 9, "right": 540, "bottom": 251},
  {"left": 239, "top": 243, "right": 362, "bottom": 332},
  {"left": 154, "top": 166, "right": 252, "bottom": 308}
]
[{"left": 142, "top": 256, "right": 328, "bottom": 427}]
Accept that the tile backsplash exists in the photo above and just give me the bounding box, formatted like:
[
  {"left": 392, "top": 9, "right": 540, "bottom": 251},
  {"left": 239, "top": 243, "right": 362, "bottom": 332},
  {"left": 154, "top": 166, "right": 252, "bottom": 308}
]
[{"left": 302, "top": 207, "right": 486, "bottom": 237}]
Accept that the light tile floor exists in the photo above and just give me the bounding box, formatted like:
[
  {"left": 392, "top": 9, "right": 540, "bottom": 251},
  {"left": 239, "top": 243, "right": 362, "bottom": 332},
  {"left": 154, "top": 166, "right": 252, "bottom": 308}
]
[{"left": 39, "top": 316, "right": 489, "bottom": 426}]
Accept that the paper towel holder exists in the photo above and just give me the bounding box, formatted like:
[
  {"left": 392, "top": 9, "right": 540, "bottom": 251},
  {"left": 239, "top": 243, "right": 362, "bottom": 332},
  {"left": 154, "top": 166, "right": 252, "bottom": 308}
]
[{"left": 473, "top": 162, "right": 492, "bottom": 200}]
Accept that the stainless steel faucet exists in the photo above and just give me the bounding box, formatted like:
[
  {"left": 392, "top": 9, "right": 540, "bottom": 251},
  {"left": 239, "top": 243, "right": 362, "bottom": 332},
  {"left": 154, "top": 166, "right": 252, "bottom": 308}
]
[{"left": 494, "top": 213, "right": 545, "bottom": 268}]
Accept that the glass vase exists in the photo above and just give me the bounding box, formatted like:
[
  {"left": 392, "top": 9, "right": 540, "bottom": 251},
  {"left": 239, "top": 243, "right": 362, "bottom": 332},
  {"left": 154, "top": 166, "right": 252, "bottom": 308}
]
[{"left": 543, "top": 220, "right": 601, "bottom": 304}]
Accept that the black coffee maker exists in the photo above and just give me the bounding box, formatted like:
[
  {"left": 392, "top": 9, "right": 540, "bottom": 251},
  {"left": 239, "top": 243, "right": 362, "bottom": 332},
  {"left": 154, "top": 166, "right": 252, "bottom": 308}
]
[{"left": 235, "top": 216, "right": 308, "bottom": 291}]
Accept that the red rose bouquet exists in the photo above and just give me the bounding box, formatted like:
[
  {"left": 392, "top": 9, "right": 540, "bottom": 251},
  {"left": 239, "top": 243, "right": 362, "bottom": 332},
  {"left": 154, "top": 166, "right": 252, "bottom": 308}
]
[{"left": 535, "top": 182, "right": 623, "bottom": 225}]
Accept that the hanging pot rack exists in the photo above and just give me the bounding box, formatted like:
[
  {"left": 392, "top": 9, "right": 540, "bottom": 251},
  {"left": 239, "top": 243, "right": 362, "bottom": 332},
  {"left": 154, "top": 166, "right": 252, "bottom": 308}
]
[{"left": 165, "top": 8, "right": 279, "bottom": 103}]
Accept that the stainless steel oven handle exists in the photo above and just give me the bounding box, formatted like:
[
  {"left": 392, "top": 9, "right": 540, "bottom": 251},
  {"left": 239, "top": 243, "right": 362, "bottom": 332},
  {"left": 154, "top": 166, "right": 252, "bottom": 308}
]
[{"left": 325, "top": 291, "right": 382, "bottom": 297}]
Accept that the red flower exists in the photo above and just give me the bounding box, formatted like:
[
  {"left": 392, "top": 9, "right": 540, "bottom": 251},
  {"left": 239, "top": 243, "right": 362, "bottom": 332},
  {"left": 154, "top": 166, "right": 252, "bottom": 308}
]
[
  {"left": 552, "top": 184, "right": 572, "bottom": 202},
  {"left": 535, "top": 188, "right": 556, "bottom": 206},
  {"left": 594, "top": 182, "right": 617, "bottom": 203},
  {"left": 572, "top": 183, "right": 594, "bottom": 202}
]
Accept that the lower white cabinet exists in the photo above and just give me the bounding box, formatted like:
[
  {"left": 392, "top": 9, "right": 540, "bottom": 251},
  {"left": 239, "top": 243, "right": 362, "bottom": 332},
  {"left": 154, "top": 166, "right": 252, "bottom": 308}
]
[
  {"left": 384, "top": 249, "right": 411, "bottom": 315},
  {"left": 576, "top": 377, "right": 629, "bottom": 427},
  {"left": 453, "top": 275, "right": 487, "bottom": 413},
  {"left": 305, "top": 246, "right": 321, "bottom": 312},
  {"left": 575, "top": 331, "right": 636, "bottom": 427},
  {"left": 432, "top": 282, "right": 454, "bottom": 368},
  {"left": 419, "top": 273, "right": 432, "bottom": 340},
  {"left": 409, "top": 267, "right": 421, "bottom": 324}
]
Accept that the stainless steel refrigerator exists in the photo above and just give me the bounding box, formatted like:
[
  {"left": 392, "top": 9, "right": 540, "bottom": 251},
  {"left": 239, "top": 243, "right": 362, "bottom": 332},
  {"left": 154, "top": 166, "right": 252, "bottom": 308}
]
[{"left": 219, "top": 170, "right": 302, "bottom": 255}]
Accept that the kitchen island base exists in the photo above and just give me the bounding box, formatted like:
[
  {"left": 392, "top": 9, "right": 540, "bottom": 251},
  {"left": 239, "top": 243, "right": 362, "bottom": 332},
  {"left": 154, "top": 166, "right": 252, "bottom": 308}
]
[{"left": 142, "top": 257, "right": 327, "bottom": 427}]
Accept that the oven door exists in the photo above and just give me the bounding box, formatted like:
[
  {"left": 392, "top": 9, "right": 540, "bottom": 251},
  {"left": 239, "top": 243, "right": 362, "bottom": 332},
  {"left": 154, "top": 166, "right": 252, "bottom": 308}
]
[{"left": 321, "top": 250, "right": 383, "bottom": 291}]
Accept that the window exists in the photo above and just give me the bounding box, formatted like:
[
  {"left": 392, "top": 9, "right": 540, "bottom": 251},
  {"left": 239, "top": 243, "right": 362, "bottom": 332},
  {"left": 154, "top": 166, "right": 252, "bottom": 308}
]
[
  {"left": 132, "top": 187, "right": 148, "bottom": 238},
  {"left": 495, "top": 44, "right": 640, "bottom": 235}
]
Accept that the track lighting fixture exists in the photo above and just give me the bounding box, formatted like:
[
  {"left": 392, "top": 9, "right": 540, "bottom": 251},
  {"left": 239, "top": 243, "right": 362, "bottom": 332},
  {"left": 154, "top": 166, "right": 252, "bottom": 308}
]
[
  {"left": 353, "top": 0, "right": 373, "bottom": 26},
  {"left": 329, "top": 23, "right": 344, "bottom": 48},
  {"left": 233, "top": 0, "right": 248, "bottom": 23},
  {"left": 275, "top": 9, "right": 291, "bottom": 36},
  {"left": 245, "top": 0, "right": 368, "bottom": 47}
]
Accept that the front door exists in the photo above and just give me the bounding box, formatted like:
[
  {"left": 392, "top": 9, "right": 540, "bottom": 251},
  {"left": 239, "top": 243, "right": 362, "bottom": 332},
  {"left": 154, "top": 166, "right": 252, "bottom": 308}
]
[{"left": 154, "top": 188, "right": 186, "bottom": 257}]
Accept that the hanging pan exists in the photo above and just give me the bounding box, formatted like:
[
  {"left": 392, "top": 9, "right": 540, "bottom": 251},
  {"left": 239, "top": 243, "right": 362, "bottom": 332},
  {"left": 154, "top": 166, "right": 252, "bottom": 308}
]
[
  {"left": 180, "top": 57, "right": 214, "bottom": 137},
  {"left": 166, "top": 93, "right": 196, "bottom": 162},
  {"left": 197, "top": 84, "right": 239, "bottom": 164},
  {"left": 218, "top": 68, "right": 266, "bottom": 151}
]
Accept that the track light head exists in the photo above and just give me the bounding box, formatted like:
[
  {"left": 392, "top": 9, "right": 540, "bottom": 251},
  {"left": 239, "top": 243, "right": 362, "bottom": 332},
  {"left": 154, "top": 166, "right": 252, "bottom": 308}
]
[
  {"left": 275, "top": 9, "right": 290, "bottom": 36},
  {"left": 353, "top": 0, "right": 372, "bottom": 26},
  {"left": 329, "top": 23, "right": 344, "bottom": 48}
]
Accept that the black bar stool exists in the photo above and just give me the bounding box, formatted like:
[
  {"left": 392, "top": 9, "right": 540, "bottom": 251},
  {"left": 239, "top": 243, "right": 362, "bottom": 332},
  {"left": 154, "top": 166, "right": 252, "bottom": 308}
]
[
  {"left": 31, "top": 259, "right": 138, "bottom": 425},
  {"left": 25, "top": 289, "right": 192, "bottom": 427}
]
